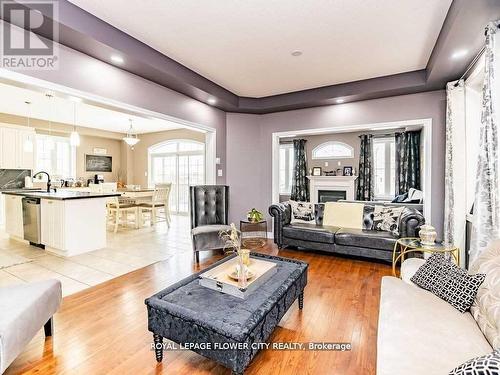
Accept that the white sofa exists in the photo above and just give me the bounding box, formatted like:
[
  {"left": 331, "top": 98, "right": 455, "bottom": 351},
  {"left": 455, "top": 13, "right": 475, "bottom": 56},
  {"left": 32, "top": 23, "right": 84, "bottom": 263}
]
[
  {"left": 377, "top": 242, "right": 500, "bottom": 374},
  {"left": 0, "top": 279, "right": 62, "bottom": 374}
]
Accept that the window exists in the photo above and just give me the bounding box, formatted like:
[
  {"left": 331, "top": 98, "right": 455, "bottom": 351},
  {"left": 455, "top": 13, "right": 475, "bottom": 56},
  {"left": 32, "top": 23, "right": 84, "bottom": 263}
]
[
  {"left": 149, "top": 140, "right": 205, "bottom": 214},
  {"left": 279, "top": 143, "right": 294, "bottom": 194},
  {"left": 35, "top": 134, "right": 76, "bottom": 178},
  {"left": 372, "top": 137, "right": 396, "bottom": 199},
  {"left": 312, "top": 141, "right": 354, "bottom": 159}
]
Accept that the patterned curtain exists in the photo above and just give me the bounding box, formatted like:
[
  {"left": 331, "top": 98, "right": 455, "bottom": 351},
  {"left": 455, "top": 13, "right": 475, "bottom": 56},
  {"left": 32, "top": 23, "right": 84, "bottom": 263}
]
[
  {"left": 444, "top": 80, "right": 467, "bottom": 254},
  {"left": 471, "top": 21, "right": 500, "bottom": 265},
  {"left": 395, "top": 131, "right": 421, "bottom": 195},
  {"left": 356, "top": 134, "right": 373, "bottom": 201},
  {"left": 290, "top": 139, "right": 309, "bottom": 202}
]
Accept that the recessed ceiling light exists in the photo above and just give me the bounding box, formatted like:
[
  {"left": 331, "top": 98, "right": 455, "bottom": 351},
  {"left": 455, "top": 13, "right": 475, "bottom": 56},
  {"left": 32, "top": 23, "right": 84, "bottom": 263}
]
[
  {"left": 207, "top": 98, "right": 217, "bottom": 105},
  {"left": 291, "top": 50, "right": 302, "bottom": 57},
  {"left": 451, "top": 49, "right": 468, "bottom": 60},
  {"left": 336, "top": 98, "right": 345, "bottom": 103},
  {"left": 111, "top": 55, "right": 124, "bottom": 64}
]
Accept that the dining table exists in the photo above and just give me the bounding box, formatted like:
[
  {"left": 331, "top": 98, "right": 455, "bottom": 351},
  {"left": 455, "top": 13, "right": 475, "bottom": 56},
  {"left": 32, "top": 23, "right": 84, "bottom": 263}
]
[{"left": 117, "top": 188, "right": 155, "bottom": 204}]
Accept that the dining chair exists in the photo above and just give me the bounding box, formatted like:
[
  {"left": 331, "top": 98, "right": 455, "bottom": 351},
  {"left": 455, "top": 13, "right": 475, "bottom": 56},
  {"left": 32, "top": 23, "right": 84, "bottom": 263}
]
[
  {"left": 138, "top": 183, "right": 172, "bottom": 228},
  {"left": 107, "top": 197, "right": 139, "bottom": 233}
]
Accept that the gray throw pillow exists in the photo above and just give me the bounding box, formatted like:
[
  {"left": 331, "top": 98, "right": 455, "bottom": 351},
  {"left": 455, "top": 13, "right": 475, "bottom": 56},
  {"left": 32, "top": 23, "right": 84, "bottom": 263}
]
[
  {"left": 411, "top": 253, "right": 486, "bottom": 313},
  {"left": 449, "top": 348, "right": 500, "bottom": 374}
]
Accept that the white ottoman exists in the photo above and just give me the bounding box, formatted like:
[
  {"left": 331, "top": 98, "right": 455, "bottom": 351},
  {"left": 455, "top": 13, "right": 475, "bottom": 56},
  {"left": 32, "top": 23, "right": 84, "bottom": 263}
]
[{"left": 0, "top": 279, "right": 62, "bottom": 374}]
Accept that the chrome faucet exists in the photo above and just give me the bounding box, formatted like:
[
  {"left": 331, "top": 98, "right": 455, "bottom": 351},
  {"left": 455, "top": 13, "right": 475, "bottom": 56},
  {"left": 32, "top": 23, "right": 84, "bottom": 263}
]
[{"left": 33, "top": 171, "right": 53, "bottom": 193}]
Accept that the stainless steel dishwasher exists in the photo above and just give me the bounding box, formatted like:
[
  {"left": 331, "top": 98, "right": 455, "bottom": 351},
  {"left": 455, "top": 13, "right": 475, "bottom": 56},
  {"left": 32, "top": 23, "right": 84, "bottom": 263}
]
[{"left": 22, "top": 197, "right": 44, "bottom": 248}]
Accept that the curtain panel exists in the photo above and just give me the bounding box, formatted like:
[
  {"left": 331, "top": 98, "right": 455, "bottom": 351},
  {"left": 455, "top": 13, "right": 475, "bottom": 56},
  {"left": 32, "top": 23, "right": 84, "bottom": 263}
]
[
  {"left": 444, "top": 80, "right": 467, "bottom": 260},
  {"left": 471, "top": 21, "right": 500, "bottom": 265},
  {"left": 290, "top": 139, "right": 309, "bottom": 202},
  {"left": 356, "top": 134, "right": 373, "bottom": 201},
  {"left": 395, "top": 131, "right": 421, "bottom": 196}
]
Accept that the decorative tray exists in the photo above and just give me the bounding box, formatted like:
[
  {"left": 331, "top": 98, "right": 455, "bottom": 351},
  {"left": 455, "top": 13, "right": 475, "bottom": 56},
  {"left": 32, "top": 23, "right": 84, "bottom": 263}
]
[{"left": 199, "top": 255, "right": 277, "bottom": 299}]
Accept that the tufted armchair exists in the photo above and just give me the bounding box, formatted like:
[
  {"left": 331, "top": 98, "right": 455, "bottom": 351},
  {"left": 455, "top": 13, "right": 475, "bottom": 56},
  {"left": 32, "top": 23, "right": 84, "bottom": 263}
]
[{"left": 189, "top": 185, "right": 230, "bottom": 263}]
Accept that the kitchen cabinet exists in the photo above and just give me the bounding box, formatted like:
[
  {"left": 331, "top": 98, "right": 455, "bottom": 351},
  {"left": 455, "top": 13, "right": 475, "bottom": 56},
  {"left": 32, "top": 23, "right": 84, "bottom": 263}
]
[
  {"left": 41, "top": 199, "right": 65, "bottom": 250},
  {"left": 5, "top": 194, "right": 23, "bottom": 238},
  {"left": 0, "top": 125, "right": 35, "bottom": 170}
]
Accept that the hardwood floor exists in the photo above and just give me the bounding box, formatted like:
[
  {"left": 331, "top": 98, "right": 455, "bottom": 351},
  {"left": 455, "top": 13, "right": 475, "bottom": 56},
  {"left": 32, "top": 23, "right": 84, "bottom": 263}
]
[{"left": 6, "top": 242, "right": 391, "bottom": 375}]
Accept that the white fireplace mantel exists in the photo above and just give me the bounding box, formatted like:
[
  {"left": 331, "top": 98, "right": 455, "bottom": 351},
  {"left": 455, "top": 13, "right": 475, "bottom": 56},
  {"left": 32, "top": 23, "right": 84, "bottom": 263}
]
[{"left": 307, "top": 175, "right": 358, "bottom": 203}]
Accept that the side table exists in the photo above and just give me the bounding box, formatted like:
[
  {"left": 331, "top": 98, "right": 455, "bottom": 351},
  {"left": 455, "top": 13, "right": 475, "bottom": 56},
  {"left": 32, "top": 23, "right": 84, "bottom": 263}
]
[
  {"left": 240, "top": 220, "right": 267, "bottom": 249},
  {"left": 392, "top": 237, "right": 460, "bottom": 277}
]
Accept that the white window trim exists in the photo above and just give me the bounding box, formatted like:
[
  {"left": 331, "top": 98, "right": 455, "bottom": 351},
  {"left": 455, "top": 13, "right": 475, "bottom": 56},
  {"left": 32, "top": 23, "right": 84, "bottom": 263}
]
[
  {"left": 279, "top": 143, "right": 294, "bottom": 195},
  {"left": 372, "top": 136, "right": 395, "bottom": 201},
  {"left": 35, "top": 134, "right": 77, "bottom": 178},
  {"left": 148, "top": 139, "right": 205, "bottom": 214},
  {"left": 311, "top": 141, "right": 354, "bottom": 160}
]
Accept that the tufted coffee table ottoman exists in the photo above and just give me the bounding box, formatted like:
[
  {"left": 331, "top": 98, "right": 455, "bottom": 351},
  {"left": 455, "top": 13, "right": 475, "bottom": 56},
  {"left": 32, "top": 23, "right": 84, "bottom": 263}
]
[{"left": 145, "top": 253, "right": 308, "bottom": 375}]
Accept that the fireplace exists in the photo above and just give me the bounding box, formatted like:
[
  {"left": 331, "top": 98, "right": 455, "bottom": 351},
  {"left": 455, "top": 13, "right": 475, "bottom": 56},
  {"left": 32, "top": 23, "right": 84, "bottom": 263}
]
[
  {"left": 307, "top": 175, "right": 357, "bottom": 203},
  {"left": 318, "top": 190, "right": 347, "bottom": 203}
]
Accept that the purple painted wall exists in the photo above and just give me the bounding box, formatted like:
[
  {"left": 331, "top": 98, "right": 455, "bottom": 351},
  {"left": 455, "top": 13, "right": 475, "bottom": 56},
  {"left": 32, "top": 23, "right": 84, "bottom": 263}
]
[
  {"left": 227, "top": 90, "right": 447, "bottom": 238},
  {"left": 8, "top": 42, "right": 227, "bottom": 184}
]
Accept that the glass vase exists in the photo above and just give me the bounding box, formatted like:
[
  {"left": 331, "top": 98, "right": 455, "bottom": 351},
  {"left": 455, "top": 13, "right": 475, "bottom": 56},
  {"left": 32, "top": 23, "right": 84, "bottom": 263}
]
[{"left": 237, "top": 251, "right": 248, "bottom": 289}]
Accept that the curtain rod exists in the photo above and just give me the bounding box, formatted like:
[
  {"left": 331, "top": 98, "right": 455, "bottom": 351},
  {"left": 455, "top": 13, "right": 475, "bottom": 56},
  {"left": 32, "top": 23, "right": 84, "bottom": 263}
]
[
  {"left": 454, "top": 23, "right": 500, "bottom": 87},
  {"left": 454, "top": 45, "right": 486, "bottom": 86}
]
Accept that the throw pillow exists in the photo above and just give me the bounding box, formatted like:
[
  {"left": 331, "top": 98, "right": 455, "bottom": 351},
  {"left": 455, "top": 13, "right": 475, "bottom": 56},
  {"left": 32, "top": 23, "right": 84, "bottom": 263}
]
[
  {"left": 372, "top": 206, "right": 405, "bottom": 235},
  {"left": 449, "top": 348, "right": 500, "bottom": 375},
  {"left": 409, "top": 253, "right": 446, "bottom": 293},
  {"left": 411, "top": 254, "right": 486, "bottom": 313},
  {"left": 322, "top": 202, "right": 364, "bottom": 229},
  {"left": 288, "top": 200, "right": 315, "bottom": 224}
]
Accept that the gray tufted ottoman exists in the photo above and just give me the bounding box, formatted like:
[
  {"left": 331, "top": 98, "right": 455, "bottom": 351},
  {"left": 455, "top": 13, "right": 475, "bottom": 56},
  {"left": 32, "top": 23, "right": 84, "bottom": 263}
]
[{"left": 145, "top": 253, "right": 308, "bottom": 375}]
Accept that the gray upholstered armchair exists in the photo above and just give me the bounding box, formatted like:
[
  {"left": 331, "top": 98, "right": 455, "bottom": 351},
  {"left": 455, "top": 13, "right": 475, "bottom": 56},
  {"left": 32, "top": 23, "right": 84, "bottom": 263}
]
[{"left": 189, "top": 185, "right": 230, "bottom": 263}]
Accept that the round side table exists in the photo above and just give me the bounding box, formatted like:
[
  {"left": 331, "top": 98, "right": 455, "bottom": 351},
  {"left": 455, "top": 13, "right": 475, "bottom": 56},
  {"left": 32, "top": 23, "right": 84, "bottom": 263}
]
[
  {"left": 240, "top": 220, "right": 267, "bottom": 249},
  {"left": 392, "top": 237, "right": 460, "bottom": 277}
]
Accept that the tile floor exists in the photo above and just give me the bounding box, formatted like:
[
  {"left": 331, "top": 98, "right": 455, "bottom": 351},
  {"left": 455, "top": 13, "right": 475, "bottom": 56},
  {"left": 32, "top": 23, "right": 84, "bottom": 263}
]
[{"left": 0, "top": 215, "right": 193, "bottom": 296}]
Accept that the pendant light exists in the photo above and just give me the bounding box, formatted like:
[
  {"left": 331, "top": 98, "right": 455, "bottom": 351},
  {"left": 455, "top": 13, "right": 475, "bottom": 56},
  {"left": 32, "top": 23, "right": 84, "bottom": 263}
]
[
  {"left": 123, "top": 118, "right": 140, "bottom": 147},
  {"left": 70, "top": 101, "right": 80, "bottom": 147},
  {"left": 23, "top": 101, "right": 33, "bottom": 152}
]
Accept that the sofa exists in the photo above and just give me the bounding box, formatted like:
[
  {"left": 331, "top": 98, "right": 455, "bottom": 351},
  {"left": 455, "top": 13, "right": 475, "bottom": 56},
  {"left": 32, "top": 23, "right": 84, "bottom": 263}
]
[
  {"left": 269, "top": 201, "right": 425, "bottom": 262},
  {"left": 0, "top": 279, "right": 62, "bottom": 374},
  {"left": 377, "top": 241, "right": 500, "bottom": 374}
]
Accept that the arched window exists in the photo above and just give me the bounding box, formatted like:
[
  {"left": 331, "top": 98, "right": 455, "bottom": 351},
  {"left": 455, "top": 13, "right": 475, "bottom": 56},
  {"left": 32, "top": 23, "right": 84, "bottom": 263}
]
[
  {"left": 312, "top": 141, "right": 354, "bottom": 159},
  {"left": 149, "top": 139, "right": 205, "bottom": 213}
]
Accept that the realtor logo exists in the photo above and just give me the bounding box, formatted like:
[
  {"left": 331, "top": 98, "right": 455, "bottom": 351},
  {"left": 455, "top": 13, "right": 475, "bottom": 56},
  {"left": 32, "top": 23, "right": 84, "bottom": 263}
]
[{"left": 0, "top": 0, "right": 59, "bottom": 69}]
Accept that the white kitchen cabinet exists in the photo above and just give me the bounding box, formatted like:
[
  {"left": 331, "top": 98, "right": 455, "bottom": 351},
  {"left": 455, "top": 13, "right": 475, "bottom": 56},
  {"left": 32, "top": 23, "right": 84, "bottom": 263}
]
[
  {"left": 1, "top": 127, "right": 18, "bottom": 169},
  {"left": 4, "top": 194, "right": 23, "bottom": 238},
  {"left": 0, "top": 126, "right": 35, "bottom": 170},
  {"left": 41, "top": 199, "right": 65, "bottom": 249}
]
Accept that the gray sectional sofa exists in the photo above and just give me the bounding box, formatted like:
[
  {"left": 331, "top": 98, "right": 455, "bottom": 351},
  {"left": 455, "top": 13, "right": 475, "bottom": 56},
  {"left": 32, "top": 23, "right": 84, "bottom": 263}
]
[{"left": 269, "top": 201, "right": 425, "bottom": 262}]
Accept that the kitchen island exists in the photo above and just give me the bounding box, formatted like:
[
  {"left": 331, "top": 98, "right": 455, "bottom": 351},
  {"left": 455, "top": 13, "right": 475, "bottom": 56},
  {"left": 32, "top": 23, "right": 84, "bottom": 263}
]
[{"left": 3, "top": 190, "right": 120, "bottom": 257}]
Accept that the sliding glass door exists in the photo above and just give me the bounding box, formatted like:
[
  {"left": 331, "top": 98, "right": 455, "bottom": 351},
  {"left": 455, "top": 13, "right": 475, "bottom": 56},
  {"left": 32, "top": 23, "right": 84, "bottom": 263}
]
[{"left": 149, "top": 140, "right": 205, "bottom": 214}]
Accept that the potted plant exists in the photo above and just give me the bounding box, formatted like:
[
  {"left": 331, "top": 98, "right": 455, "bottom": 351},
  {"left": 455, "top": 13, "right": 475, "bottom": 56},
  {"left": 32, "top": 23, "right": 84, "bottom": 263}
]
[{"left": 247, "top": 208, "right": 264, "bottom": 223}]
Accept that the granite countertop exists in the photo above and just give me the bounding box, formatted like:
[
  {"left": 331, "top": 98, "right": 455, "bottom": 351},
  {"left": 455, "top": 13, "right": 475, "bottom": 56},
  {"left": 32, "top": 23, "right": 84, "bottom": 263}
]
[
  {"left": 117, "top": 188, "right": 155, "bottom": 192},
  {"left": 2, "top": 190, "right": 121, "bottom": 200}
]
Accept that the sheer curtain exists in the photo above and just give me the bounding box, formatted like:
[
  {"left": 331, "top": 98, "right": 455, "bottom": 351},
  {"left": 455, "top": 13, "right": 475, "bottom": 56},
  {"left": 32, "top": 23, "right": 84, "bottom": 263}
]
[
  {"left": 471, "top": 21, "right": 500, "bottom": 264},
  {"left": 444, "top": 80, "right": 467, "bottom": 259},
  {"left": 290, "top": 139, "right": 309, "bottom": 202}
]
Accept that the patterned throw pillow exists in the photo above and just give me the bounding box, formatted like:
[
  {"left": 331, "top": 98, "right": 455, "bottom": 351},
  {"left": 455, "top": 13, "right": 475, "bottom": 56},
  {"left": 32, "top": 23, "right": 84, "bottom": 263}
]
[
  {"left": 372, "top": 206, "right": 405, "bottom": 235},
  {"left": 449, "top": 348, "right": 500, "bottom": 374},
  {"left": 411, "top": 254, "right": 486, "bottom": 313},
  {"left": 288, "top": 200, "right": 315, "bottom": 224},
  {"left": 410, "top": 253, "right": 446, "bottom": 293}
]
